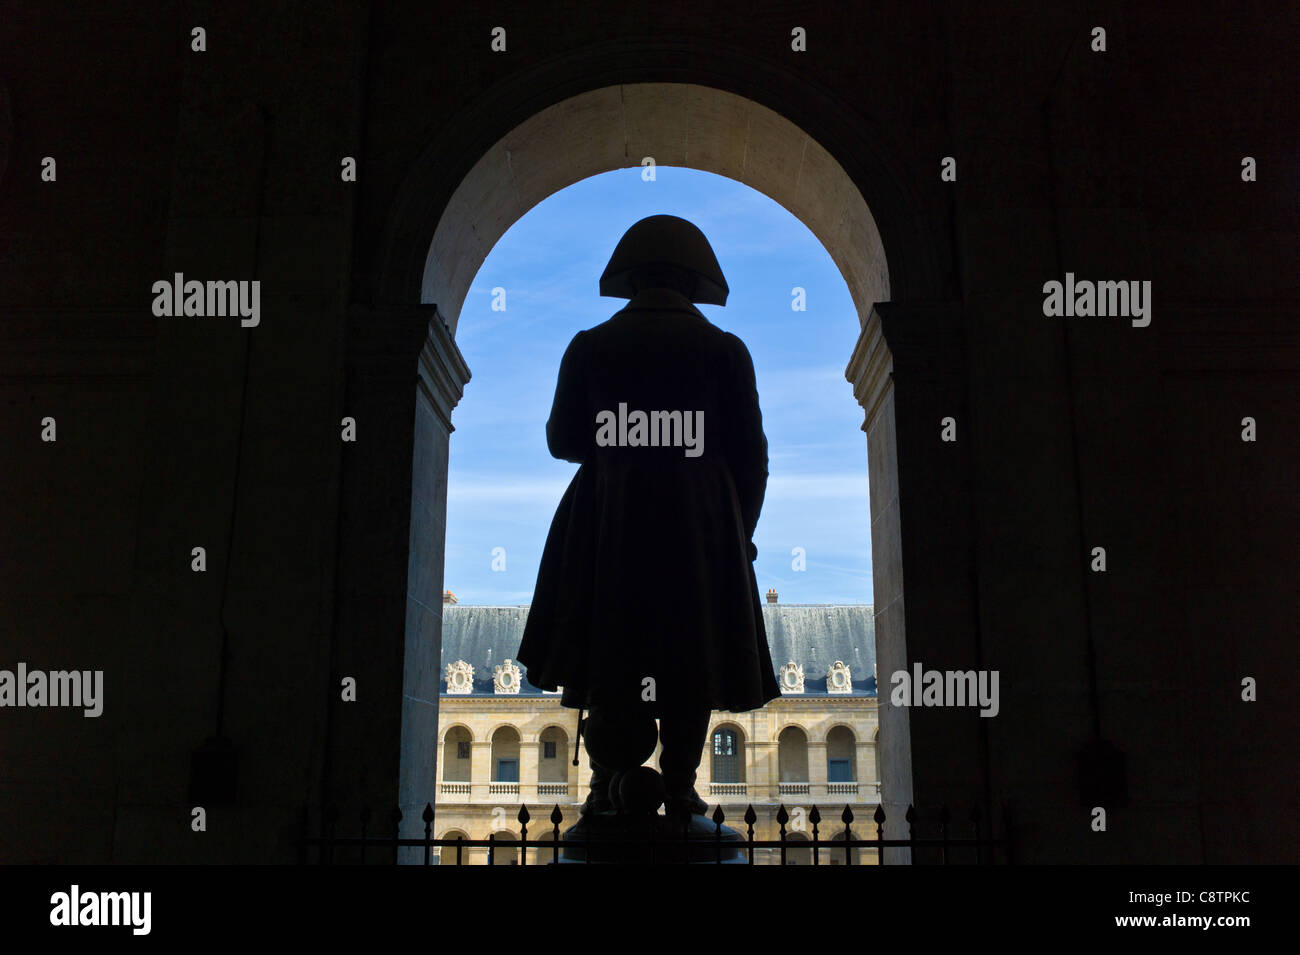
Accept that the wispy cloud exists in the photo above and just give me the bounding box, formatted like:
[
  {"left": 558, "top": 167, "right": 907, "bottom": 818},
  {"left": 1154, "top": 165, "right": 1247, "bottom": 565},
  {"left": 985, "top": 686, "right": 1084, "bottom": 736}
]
[{"left": 448, "top": 473, "right": 574, "bottom": 503}]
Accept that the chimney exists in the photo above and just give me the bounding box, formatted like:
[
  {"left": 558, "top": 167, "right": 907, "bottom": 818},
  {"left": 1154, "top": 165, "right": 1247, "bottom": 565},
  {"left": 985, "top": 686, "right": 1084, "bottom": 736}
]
[
  {"left": 443, "top": 589, "right": 458, "bottom": 605},
  {"left": 766, "top": 588, "right": 778, "bottom": 604}
]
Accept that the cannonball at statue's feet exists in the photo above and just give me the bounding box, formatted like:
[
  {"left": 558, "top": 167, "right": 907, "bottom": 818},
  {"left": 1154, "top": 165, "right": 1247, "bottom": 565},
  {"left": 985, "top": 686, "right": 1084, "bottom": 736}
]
[{"left": 618, "top": 766, "right": 667, "bottom": 815}]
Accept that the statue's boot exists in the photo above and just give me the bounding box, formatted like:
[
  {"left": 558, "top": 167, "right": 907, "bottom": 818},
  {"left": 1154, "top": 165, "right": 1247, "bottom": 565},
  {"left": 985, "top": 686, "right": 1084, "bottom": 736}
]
[
  {"left": 662, "top": 773, "right": 708, "bottom": 818},
  {"left": 659, "top": 705, "right": 712, "bottom": 819},
  {"left": 580, "top": 760, "right": 615, "bottom": 816}
]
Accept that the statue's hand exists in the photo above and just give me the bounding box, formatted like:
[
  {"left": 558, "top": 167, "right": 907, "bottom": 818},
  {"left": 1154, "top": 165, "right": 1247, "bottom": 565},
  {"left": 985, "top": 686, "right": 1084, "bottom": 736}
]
[{"left": 748, "top": 541, "right": 758, "bottom": 561}]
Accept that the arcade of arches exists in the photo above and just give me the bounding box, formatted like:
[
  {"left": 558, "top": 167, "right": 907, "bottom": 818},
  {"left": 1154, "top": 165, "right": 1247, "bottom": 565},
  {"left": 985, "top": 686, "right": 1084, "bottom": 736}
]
[{"left": 431, "top": 701, "right": 879, "bottom": 865}]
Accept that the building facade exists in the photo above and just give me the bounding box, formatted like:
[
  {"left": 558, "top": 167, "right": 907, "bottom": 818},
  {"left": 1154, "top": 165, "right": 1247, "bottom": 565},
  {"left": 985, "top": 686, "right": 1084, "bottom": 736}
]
[{"left": 435, "top": 598, "right": 879, "bottom": 864}]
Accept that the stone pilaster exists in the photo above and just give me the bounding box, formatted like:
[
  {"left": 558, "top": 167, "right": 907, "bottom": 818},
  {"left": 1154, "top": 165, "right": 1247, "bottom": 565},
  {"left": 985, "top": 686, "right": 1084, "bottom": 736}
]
[
  {"left": 470, "top": 740, "right": 493, "bottom": 802},
  {"left": 847, "top": 300, "right": 986, "bottom": 861},
  {"left": 808, "top": 740, "right": 829, "bottom": 798},
  {"left": 519, "top": 742, "right": 540, "bottom": 806},
  {"left": 328, "top": 302, "right": 470, "bottom": 859}
]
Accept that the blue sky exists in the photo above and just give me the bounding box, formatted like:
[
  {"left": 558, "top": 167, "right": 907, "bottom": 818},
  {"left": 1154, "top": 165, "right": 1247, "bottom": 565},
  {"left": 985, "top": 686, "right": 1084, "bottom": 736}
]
[{"left": 444, "top": 167, "right": 873, "bottom": 605}]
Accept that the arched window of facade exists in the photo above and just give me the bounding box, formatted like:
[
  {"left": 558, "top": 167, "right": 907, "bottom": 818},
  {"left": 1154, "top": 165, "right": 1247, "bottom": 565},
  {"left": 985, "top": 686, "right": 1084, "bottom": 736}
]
[
  {"left": 535, "top": 832, "right": 559, "bottom": 865},
  {"left": 437, "top": 829, "right": 468, "bottom": 865},
  {"left": 538, "top": 725, "right": 569, "bottom": 783},
  {"left": 711, "top": 725, "right": 744, "bottom": 783},
  {"left": 490, "top": 830, "right": 520, "bottom": 865},
  {"left": 825, "top": 829, "right": 861, "bottom": 865},
  {"left": 826, "top": 725, "right": 858, "bottom": 783},
  {"left": 442, "top": 726, "right": 472, "bottom": 782},
  {"left": 777, "top": 725, "right": 809, "bottom": 782},
  {"left": 491, "top": 726, "right": 521, "bottom": 782},
  {"left": 784, "top": 831, "right": 812, "bottom": 866}
]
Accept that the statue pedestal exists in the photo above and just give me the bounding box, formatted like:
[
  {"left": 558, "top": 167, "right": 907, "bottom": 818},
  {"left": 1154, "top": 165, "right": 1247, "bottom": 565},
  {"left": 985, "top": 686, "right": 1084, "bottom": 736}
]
[{"left": 556, "top": 811, "right": 748, "bottom": 864}]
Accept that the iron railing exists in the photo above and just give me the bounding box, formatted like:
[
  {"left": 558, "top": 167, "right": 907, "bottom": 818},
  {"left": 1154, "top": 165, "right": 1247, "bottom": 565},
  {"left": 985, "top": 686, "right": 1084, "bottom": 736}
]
[{"left": 298, "top": 801, "right": 1011, "bottom": 865}]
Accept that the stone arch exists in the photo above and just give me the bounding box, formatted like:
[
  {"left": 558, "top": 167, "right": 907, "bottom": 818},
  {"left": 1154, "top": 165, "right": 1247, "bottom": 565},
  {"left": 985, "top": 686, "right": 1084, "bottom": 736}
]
[
  {"left": 709, "top": 720, "right": 747, "bottom": 744},
  {"left": 441, "top": 724, "right": 473, "bottom": 783},
  {"left": 826, "top": 724, "right": 858, "bottom": 783},
  {"left": 412, "top": 83, "right": 890, "bottom": 335},
  {"left": 372, "top": 64, "right": 940, "bottom": 843},
  {"left": 825, "top": 721, "right": 858, "bottom": 742},
  {"left": 537, "top": 724, "right": 570, "bottom": 783},
  {"left": 376, "top": 39, "right": 948, "bottom": 310},
  {"left": 710, "top": 721, "right": 746, "bottom": 785},
  {"left": 488, "top": 720, "right": 524, "bottom": 739},
  {"left": 437, "top": 829, "right": 469, "bottom": 866},
  {"left": 784, "top": 830, "right": 813, "bottom": 866},
  {"left": 439, "top": 722, "right": 475, "bottom": 743},
  {"left": 534, "top": 831, "right": 560, "bottom": 865},
  {"left": 825, "top": 829, "right": 862, "bottom": 866},
  {"left": 777, "top": 725, "right": 810, "bottom": 783},
  {"left": 490, "top": 726, "right": 521, "bottom": 782},
  {"left": 489, "top": 829, "right": 520, "bottom": 866}
]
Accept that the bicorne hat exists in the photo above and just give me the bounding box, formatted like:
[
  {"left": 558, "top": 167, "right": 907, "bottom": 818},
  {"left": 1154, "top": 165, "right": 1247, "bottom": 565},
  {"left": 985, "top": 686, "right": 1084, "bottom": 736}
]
[{"left": 598, "top": 214, "right": 729, "bottom": 305}]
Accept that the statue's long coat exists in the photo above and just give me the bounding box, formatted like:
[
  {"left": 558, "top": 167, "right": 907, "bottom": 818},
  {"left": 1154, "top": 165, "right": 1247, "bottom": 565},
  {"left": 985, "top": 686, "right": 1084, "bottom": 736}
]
[{"left": 517, "top": 287, "right": 779, "bottom": 714}]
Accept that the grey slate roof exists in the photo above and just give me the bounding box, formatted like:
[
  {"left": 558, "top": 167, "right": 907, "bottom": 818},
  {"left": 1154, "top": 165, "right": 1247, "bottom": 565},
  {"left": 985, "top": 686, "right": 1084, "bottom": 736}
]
[{"left": 440, "top": 603, "right": 877, "bottom": 697}]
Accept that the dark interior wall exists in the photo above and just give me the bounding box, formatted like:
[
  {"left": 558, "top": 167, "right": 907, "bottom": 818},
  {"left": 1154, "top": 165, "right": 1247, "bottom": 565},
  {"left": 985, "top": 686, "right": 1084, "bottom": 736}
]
[
  {"left": 0, "top": 1, "right": 1295, "bottom": 862},
  {"left": 1, "top": 1, "right": 368, "bottom": 862}
]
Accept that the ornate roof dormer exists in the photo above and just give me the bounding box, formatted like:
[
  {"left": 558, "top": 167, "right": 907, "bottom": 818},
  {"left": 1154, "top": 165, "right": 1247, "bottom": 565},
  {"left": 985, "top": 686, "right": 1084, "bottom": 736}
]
[
  {"left": 493, "top": 659, "right": 522, "bottom": 694},
  {"left": 779, "top": 661, "right": 805, "bottom": 693},
  {"left": 827, "top": 660, "right": 852, "bottom": 694},
  {"left": 444, "top": 659, "right": 474, "bottom": 694}
]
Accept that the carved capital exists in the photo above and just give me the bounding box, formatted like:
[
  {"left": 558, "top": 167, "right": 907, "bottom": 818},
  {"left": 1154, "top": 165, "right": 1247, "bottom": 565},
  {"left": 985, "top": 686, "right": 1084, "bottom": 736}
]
[
  {"left": 845, "top": 306, "right": 893, "bottom": 434},
  {"left": 847, "top": 301, "right": 965, "bottom": 432},
  {"left": 345, "top": 302, "right": 471, "bottom": 431},
  {"left": 417, "top": 306, "right": 472, "bottom": 432}
]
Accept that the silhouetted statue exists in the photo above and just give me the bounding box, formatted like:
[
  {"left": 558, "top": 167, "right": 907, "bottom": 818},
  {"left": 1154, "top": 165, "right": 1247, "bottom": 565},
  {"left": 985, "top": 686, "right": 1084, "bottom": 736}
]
[{"left": 518, "top": 214, "right": 779, "bottom": 826}]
